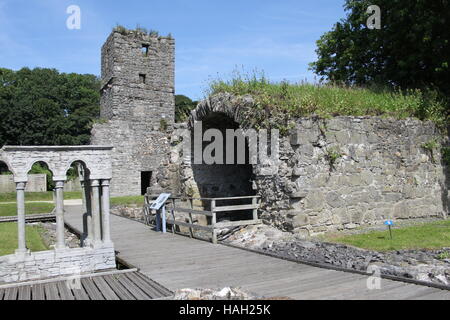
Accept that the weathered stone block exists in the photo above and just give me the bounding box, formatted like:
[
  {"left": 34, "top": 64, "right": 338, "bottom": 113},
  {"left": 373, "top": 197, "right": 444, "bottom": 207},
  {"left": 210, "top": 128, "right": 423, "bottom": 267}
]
[{"left": 305, "top": 191, "right": 325, "bottom": 211}]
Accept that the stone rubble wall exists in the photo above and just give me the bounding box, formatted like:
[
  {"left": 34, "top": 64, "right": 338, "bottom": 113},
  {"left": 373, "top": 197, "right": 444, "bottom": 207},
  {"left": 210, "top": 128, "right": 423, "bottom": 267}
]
[
  {"left": 180, "top": 94, "right": 448, "bottom": 236},
  {"left": 257, "top": 117, "right": 448, "bottom": 236},
  {"left": 0, "top": 246, "right": 116, "bottom": 283},
  {"left": 91, "top": 120, "right": 175, "bottom": 196},
  {"left": 224, "top": 224, "right": 450, "bottom": 286}
]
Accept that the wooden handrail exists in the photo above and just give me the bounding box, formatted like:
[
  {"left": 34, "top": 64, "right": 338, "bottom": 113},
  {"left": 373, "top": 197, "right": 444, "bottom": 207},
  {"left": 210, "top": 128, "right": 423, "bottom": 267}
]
[
  {"left": 146, "top": 194, "right": 262, "bottom": 244},
  {"left": 213, "top": 204, "right": 259, "bottom": 212},
  {"left": 172, "top": 207, "right": 213, "bottom": 217}
]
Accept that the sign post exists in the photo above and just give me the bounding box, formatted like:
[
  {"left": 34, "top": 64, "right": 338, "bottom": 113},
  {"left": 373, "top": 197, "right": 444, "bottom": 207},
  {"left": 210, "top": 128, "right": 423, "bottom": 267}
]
[
  {"left": 384, "top": 220, "right": 394, "bottom": 240},
  {"left": 149, "top": 193, "right": 171, "bottom": 233}
]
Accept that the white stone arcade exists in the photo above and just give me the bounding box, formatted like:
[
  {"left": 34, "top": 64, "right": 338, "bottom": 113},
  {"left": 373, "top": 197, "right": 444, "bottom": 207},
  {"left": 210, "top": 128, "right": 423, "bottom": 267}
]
[{"left": 0, "top": 146, "right": 116, "bottom": 283}]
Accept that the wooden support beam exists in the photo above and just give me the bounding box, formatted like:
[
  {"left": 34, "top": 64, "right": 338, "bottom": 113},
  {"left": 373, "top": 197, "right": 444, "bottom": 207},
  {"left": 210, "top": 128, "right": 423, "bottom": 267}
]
[
  {"left": 173, "top": 207, "right": 213, "bottom": 216},
  {"left": 215, "top": 219, "right": 262, "bottom": 229},
  {"left": 214, "top": 204, "right": 259, "bottom": 212},
  {"left": 165, "top": 219, "right": 214, "bottom": 232}
]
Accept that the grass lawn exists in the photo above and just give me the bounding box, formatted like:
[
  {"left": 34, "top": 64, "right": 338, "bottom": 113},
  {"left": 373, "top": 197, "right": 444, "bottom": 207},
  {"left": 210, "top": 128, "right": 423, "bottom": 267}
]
[
  {"left": 0, "top": 203, "right": 55, "bottom": 217},
  {"left": 0, "top": 222, "right": 48, "bottom": 256},
  {"left": 0, "top": 191, "right": 82, "bottom": 203},
  {"left": 324, "top": 219, "right": 450, "bottom": 251},
  {"left": 110, "top": 195, "right": 144, "bottom": 206}
]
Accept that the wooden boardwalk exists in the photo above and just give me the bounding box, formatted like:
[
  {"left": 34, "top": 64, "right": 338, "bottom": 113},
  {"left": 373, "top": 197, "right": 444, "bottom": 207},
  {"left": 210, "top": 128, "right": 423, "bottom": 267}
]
[
  {"left": 64, "top": 205, "right": 450, "bottom": 300},
  {"left": 0, "top": 269, "right": 172, "bottom": 300}
]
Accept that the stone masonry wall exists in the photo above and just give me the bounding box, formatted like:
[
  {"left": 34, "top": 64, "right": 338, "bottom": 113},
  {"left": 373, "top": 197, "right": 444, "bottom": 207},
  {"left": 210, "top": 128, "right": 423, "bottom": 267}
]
[
  {"left": 182, "top": 94, "right": 449, "bottom": 236},
  {"left": 256, "top": 117, "right": 448, "bottom": 236},
  {"left": 0, "top": 246, "right": 116, "bottom": 283},
  {"left": 91, "top": 30, "right": 176, "bottom": 196},
  {"left": 0, "top": 174, "right": 46, "bottom": 193}
]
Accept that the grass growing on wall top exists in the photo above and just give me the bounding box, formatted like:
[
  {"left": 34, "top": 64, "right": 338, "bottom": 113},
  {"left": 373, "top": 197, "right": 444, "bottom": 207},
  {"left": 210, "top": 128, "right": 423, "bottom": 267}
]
[{"left": 207, "top": 71, "right": 448, "bottom": 132}]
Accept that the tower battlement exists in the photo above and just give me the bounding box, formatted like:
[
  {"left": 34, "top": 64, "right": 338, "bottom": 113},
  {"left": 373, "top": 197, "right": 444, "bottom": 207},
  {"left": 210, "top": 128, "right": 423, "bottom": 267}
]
[{"left": 100, "top": 29, "right": 175, "bottom": 125}]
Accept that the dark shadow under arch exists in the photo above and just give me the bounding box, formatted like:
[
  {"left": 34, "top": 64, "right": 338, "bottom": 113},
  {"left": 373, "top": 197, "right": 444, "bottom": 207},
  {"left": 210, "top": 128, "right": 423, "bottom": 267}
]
[{"left": 190, "top": 112, "right": 256, "bottom": 221}]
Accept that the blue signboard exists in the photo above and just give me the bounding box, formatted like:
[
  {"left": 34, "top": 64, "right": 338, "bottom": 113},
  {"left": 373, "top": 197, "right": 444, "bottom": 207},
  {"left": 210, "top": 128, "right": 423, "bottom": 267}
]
[
  {"left": 384, "top": 220, "right": 394, "bottom": 226},
  {"left": 149, "top": 193, "right": 171, "bottom": 210}
]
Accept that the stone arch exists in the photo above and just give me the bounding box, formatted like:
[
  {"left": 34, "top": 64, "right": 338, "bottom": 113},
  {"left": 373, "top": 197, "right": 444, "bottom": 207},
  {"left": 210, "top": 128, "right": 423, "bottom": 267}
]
[
  {"left": 184, "top": 94, "right": 256, "bottom": 220},
  {"left": 26, "top": 160, "right": 56, "bottom": 192},
  {"left": 188, "top": 93, "right": 254, "bottom": 129},
  {"left": 25, "top": 160, "right": 56, "bottom": 180},
  {"left": 0, "top": 158, "right": 14, "bottom": 175},
  {"left": 62, "top": 158, "right": 92, "bottom": 180}
]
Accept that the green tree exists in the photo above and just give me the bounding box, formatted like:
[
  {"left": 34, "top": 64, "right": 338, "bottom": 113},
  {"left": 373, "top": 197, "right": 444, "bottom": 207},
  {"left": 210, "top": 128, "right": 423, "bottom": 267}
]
[
  {"left": 175, "top": 94, "right": 197, "bottom": 122},
  {"left": 0, "top": 67, "right": 100, "bottom": 147},
  {"left": 310, "top": 0, "right": 450, "bottom": 95}
]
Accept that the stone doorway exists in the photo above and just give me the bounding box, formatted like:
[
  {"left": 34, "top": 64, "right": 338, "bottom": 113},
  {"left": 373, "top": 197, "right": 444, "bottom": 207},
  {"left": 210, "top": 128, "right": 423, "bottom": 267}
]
[
  {"left": 188, "top": 112, "right": 256, "bottom": 222},
  {"left": 191, "top": 112, "right": 255, "bottom": 199}
]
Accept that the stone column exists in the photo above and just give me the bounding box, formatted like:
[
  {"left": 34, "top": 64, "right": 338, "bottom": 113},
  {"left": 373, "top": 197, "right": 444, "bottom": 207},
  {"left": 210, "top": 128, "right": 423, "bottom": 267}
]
[
  {"left": 101, "top": 179, "right": 112, "bottom": 245},
  {"left": 79, "top": 176, "right": 87, "bottom": 215},
  {"left": 84, "top": 177, "right": 93, "bottom": 246},
  {"left": 15, "top": 182, "right": 27, "bottom": 254},
  {"left": 90, "top": 179, "right": 102, "bottom": 247},
  {"left": 54, "top": 180, "right": 66, "bottom": 249}
]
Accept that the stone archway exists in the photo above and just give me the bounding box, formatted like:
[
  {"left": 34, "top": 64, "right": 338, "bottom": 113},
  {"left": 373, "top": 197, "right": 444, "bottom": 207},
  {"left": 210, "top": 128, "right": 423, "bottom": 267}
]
[
  {"left": 188, "top": 93, "right": 254, "bottom": 130},
  {"left": 182, "top": 94, "right": 257, "bottom": 221},
  {"left": 190, "top": 111, "right": 255, "bottom": 199},
  {"left": 0, "top": 145, "right": 116, "bottom": 283}
]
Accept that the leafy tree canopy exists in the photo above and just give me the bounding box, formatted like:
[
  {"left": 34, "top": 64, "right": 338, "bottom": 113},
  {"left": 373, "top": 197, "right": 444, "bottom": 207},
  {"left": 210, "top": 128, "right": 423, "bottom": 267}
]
[
  {"left": 175, "top": 94, "right": 197, "bottom": 122},
  {"left": 0, "top": 67, "right": 100, "bottom": 147},
  {"left": 310, "top": 0, "right": 450, "bottom": 96}
]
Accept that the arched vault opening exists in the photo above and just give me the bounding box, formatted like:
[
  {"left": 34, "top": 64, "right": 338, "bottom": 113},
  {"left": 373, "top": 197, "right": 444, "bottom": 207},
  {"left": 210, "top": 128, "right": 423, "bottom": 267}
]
[{"left": 190, "top": 111, "right": 255, "bottom": 200}]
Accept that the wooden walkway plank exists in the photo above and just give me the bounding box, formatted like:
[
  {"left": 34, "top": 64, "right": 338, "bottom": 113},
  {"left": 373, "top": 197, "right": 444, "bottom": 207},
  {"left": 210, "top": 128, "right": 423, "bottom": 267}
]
[
  {"left": 3, "top": 287, "right": 18, "bottom": 300},
  {"left": 18, "top": 285, "right": 31, "bottom": 300},
  {"left": 44, "top": 282, "right": 60, "bottom": 300},
  {"left": 133, "top": 272, "right": 173, "bottom": 296},
  {"left": 31, "top": 283, "right": 45, "bottom": 300},
  {"left": 115, "top": 274, "right": 151, "bottom": 300},
  {"left": 355, "top": 281, "right": 434, "bottom": 300},
  {"left": 124, "top": 272, "right": 166, "bottom": 299},
  {"left": 91, "top": 276, "right": 121, "bottom": 301},
  {"left": 63, "top": 205, "right": 450, "bottom": 300},
  {"left": 56, "top": 281, "right": 75, "bottom": 300},
  {"left": 80, "top": 278, "right": 105, "bottom": 300},
  {"left": 411, "top": 289, "right": 450, "bottom": 300},
  {"left": 71, "top": 286, "right": 90, "bottom": 301},
  {"left": 102, "top": 275, "right": 135, "bottom": 300}
]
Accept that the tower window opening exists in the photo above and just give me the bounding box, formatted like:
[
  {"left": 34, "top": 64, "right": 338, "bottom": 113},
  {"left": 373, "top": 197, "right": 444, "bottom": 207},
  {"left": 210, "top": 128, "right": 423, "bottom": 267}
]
[
  {"left": 141, "top": 44, "right": 149, "bottom": 56},
  {"left": 139, "top": 74, "right": 146, "bottom": 84}
]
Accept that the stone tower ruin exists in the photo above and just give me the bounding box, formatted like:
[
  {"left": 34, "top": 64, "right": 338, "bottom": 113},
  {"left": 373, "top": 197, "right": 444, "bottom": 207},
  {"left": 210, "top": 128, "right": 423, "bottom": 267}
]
[{"left": 91, "top": 29, "right": 175, "bottom": 196}]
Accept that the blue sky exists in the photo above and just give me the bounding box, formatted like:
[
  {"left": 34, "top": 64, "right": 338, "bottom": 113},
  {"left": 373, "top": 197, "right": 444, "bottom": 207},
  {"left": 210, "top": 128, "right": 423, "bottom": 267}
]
[{"left": 0, "top": 0, "right": 346, "bottom": 100}]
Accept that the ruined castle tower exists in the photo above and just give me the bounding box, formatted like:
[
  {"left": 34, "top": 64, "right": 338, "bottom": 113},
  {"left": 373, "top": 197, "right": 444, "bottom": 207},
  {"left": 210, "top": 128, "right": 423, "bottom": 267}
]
[{"left": 91, "top": 29, "right": 175, "bottom": 196}]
